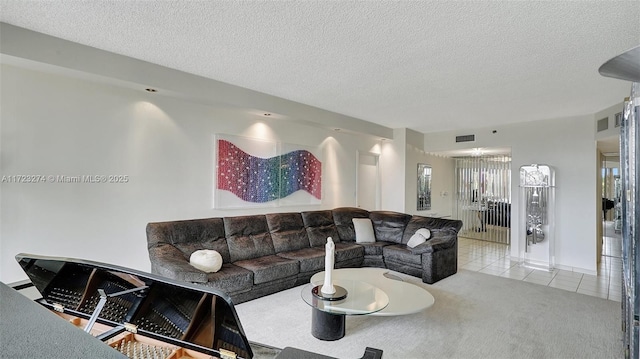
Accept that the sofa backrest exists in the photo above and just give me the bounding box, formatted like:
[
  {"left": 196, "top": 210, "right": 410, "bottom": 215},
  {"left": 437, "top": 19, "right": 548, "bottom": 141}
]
[
  {"left": 223, "top": 215, "right": 275, "bottom": 262},
  {"left": 265, "top": 212, "right": 310, "bottom": 253},
  {"left": 332, "top": 207, "right": 370, "bottom": 242},
  {"left": 301, "top": 210, "right": 340, "bottom": 247},
  {"left": 369, "top": 211, "right": 412, "bottom": 244},
  {"left": 146, "top": 210, "right": 465, "bottom": 265},
  {"left": 146, "top": 218, "right": 231, "bottom": 262}
]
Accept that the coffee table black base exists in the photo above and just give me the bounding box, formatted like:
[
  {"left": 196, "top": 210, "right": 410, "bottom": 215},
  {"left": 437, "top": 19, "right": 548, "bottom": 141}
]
[
  {"left": 311, "top": 285, "right": 348, "bottom": 301},
  {"left": 311, "top": 307, "right": 345, "bottom": 341}
]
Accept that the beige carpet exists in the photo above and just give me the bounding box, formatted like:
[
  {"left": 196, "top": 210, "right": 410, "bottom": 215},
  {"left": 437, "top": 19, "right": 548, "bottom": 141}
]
[{"left": 236, "top": 269, "right": 622, "bottom": 359}]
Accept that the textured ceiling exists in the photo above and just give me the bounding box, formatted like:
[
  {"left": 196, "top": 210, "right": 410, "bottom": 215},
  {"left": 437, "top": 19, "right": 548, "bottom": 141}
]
[{"left": 0, "top": 1, "right": 639, "bottom": 134}]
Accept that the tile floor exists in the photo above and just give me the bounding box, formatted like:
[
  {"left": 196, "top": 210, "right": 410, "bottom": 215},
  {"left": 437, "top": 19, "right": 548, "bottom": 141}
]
[{"left": 458, "top": 221, "right": 622, "bottom": 302}]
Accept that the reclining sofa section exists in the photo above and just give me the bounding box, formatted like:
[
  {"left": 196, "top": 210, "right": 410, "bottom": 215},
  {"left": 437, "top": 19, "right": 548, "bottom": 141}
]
[{"left": 147, "top": 207, "right": 463, "bottom": 304}]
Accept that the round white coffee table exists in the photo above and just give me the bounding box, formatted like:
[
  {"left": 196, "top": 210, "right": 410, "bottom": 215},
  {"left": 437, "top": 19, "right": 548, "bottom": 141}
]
[
  {"left": 301, "top": 268, "right": 434, "bottom": 340},
  {"left": 309, "top": 268, "right": 435, "bottom": 316}
]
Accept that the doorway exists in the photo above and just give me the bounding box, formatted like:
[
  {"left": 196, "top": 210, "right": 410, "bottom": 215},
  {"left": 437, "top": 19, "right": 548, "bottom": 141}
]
[
  {"left": 455, "top": 154, "right": 512, "bottom": 244},
  {"left": 601, "top": 153, "right": 622, "bottom": 259}
]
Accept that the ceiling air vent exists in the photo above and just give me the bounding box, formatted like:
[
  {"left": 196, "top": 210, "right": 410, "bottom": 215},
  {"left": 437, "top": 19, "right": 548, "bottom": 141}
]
[
  {"left": 597, "top": 117, "right": 609, "bottom": 132},
  {"left": 455, "top": 134, "right": 475, "bottom": 143}
]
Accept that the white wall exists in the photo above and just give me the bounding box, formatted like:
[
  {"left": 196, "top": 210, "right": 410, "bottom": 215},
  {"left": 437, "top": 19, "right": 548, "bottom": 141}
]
[
  {"left": 0, "top": 64, "right": 382, "bottom": 283},
  {"left": 404, "top": 146, "right": 455, "bottom": 217},
  {"left": 594, "top": 102, "right": 624, "bottom": 141},
  {"left": 379, "top": 128, "right": 457, "bottom": 216},
  {"left": 379, "top": 129, "right": 406, "bottom": 212},
  {"left": 424, "top": 116, "right": 599, "bottom": 274}
]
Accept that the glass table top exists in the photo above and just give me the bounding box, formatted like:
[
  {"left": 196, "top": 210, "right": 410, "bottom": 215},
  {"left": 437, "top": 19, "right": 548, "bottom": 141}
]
[
  {"left": 308, "top": 268, "right": 435, "bottom": 316},
  {"left": 300, "top": 279, "right": 389, "bottom": 316}
]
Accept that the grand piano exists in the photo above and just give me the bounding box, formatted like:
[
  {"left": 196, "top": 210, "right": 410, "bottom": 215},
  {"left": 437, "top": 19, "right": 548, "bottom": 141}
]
[{"left": 2, "top": 254, "right": 382, "bottom": 359}]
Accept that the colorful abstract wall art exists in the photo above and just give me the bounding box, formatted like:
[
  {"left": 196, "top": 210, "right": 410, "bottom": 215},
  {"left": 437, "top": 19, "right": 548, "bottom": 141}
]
[{"left": 214, "top": 135, "right": 322, "bottom": 208}]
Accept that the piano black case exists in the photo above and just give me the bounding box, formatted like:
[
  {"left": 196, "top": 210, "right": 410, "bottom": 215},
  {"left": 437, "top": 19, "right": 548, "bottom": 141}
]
[{"left": 14, "top": 253, "right": 256, "bottom": 359}]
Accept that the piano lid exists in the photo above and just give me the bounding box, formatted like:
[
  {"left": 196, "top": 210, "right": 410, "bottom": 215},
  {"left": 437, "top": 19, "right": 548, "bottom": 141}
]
[{"left": 15, "top": 253, "right": 254, "bottom": 359}]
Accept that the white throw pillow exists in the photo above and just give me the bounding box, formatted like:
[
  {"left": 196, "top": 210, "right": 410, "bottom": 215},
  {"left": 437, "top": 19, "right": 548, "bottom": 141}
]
[
  {"left": 352, "top": 218, "right": 376, "bottom": 243},
  {"left": 189, "top": 249, "right": 223, "bottom": 273},
  {"left": 416, "top": 228, "right": 432, "bottom": 239},
  {"left": 407, "top": 233, "right": 427, "bottom": 248}
]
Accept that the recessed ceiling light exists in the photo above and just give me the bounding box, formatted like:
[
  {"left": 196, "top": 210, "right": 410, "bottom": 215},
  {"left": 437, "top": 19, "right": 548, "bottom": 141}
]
[{"left": 145, "top": 88, "right": 157, "bottom": 93}]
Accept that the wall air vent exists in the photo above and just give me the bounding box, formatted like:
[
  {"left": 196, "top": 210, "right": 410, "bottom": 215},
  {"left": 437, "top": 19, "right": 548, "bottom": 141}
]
[
  {"left": 455, "top": 134, "right": 475, "bottom": 143},
  {"left": 597, "top": 117, "right": 609, "bottom": 132}
]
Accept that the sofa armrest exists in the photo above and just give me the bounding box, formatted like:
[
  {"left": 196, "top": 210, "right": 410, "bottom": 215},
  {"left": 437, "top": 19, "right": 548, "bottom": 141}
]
[
  {"left": 410, "top": 229, "right": 458, "bottom": 255},
  {"left": 148, "top": 244, "right": 207, "bottom": 283}
]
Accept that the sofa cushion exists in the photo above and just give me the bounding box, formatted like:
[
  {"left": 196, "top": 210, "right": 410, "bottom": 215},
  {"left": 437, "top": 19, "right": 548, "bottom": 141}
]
[
  {"left": 224, "top": 215, "right": 275, "bottom": 262},
  {"left": 266, "top": 212, "right": 311, "bottom": 253},
  {"left": 383, "top": 244, "right": 422, "bottom": 266},
  {"left": 205, "top": 263, "right": 253, "bottom": 293},
  {"left": 334, "top": 242, "right": 365, "bottom": 263},
  {"left": 352, "top": 218, "right": 376, "bottom": 243},
  {"left": 407, "top": 228, "right": 432, "bottom": 249},
  {"left": 301, "top": 210, "right": 341, "bottom": 247},
  {"left": 417, "top": 228, "right": 432, "bottom": 239},
  {"left": 369, "top": 211, "right": 412, "bottom": 244},
  {"left": 189, "top": 249, "right": 223, "bottom": 273},
  {"left": 359, "top": 241, "right": 392, "bottom": 256},
  {"left": 407, "top": 233, "right": 427, "bottom": 248},
  {"left": 332, "top": 207, "right": 370, "bottom": 242},
  {"left": 301, "top": 210, "right": 334, "bottom": 227},
  {"left": 234, "top": 255, "right": 299, "bottom": 284},
  {"left": 277, "top": 247, "right": 326, "bottom": 273}
]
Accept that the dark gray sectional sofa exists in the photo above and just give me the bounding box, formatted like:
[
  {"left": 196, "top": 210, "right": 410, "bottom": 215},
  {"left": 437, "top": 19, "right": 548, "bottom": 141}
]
[{"left": 147, "top": 207, "right": 463, "bottom": 304}]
